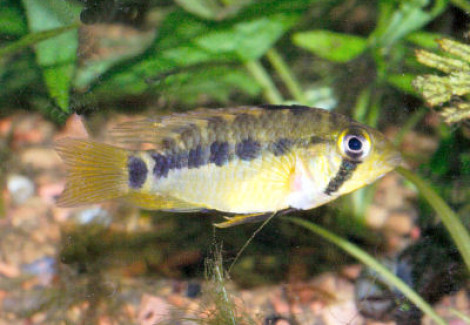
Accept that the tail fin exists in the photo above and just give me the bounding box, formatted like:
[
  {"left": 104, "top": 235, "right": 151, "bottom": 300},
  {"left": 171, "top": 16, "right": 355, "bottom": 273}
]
[{"left": 55, "top": 138, "right": 129, "bottom": 207}]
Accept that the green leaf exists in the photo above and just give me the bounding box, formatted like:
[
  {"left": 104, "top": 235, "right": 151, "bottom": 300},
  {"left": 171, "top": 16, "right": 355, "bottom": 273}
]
[
  {"left": 96, "top": 10, "right": 298, "bottom": 98},
  {"left": 0, "top": 1, "right": 27, "bottom": 36},
  {"left": 370, "top": 0, "right": 448, "bottom": 49},
  {"left": 406, "top": 31, "right": 444, "bottom": 50},
  {"left": 195, "top": 13, "right": 299, "bottom": 61},
  {"left": 154, "top": 65, "right": 261, "bottom": 104},
  {"left": 292, "top": 30, "right": 367, "bottom": 62},
  {"left": 387, "top": 73, "right": 418, "bottom": 95},
  {"left": 0, "top": 25, "right": 78, "bottom": 59},
  {"left": 21, "top": 0, "right": 81, "bottom": 112}
]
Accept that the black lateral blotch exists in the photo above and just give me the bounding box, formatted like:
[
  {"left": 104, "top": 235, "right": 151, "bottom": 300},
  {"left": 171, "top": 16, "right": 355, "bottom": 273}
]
[
  {"left": 188, "top": 145, "right": 205, "bottom": 168},
  {"left": 209, "top": 141, "right": 230, "bottom": 166},
  {"left": 270, "top": 138, "right": 293, "bottom": 156},
  {"left": 128, "top": 156, "right": 148, "bottom": 189},
  {"left": 152, "top": 153, "right": 170, "bottom": 178},
  {"left": 236, "top": 138, "right": 261, "bottom": 161}
]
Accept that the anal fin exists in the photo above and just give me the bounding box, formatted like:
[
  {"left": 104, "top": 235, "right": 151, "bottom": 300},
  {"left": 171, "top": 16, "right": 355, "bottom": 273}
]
[{"left": 213, "top": 213, "right": 274, "bottom": 228}]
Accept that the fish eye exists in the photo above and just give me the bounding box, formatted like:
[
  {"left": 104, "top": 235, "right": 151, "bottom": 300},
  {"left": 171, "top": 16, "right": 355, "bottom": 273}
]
[{"left": 338, "top": 128, "right": 371, "bottom": 161}]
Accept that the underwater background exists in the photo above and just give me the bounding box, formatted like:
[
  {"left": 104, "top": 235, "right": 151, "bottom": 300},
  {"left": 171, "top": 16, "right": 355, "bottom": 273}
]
[{"left": 0, "top": 0, "right": 469, "bottom": 324}]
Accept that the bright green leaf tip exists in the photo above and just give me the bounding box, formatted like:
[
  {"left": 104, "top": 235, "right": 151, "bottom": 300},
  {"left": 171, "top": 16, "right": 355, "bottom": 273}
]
[{"left": 293, "top": 30, "right": 367, "bottom": 63}]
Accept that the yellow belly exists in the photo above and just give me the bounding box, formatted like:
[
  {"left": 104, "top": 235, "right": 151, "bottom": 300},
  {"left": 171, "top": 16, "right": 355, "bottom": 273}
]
[{"left": 155, "top": 154, "right": 295, "bottom": 213}]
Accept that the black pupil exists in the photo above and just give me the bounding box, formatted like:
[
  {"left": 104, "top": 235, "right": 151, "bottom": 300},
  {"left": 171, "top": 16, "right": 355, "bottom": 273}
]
[{"left": 348, "top": 137, "right": 362, "bottom": 151}]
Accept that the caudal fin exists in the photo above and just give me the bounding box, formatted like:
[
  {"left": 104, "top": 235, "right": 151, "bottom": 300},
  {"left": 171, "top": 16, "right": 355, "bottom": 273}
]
[{"left": 55, "top": 138, "right": 129, "bottom": 207}]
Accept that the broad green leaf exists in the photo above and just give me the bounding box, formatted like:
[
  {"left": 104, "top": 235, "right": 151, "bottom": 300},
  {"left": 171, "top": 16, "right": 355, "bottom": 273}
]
[
  {"left": 195, "top": 14, "right": 299, "bottom": 61},
  {"left": 370, "top": 0, "right": 448, "bottom": 49},
  {"left": 293, "top": 30, "right": 367, "bottom": 62},
  {"left": 96, "top": 11, "right": 299, "bottom": 98},
  {"left": 154, "top": 65, "right": 261, "bottom": 104},
  {"left": 21, "top": 0, "right": 81, "bottom": 112}
]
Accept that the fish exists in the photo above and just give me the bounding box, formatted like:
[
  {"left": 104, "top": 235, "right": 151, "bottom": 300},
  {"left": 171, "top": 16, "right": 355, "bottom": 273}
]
[{"left": 55, "top": 105, "right": 402, "bottom": 227}]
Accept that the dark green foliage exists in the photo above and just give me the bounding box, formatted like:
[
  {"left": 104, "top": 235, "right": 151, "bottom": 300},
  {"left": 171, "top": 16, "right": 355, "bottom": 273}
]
[{"left": 0, "top": 0, "right": 465, "bottom": 124}]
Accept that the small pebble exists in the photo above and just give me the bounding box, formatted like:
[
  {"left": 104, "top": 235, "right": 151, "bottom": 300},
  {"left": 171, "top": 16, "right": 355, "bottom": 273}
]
[
  {"left": 73, "top": 207, "right": 111, "bottom": 225},
  {"left": 22, "top": 256, "right": 56, "bottom": 286},
  {"left": 7, "top": 174, "right": 35, "bottom": 205}
]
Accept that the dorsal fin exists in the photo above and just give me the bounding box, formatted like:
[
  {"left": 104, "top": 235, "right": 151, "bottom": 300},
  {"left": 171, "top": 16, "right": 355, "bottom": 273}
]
[
  {"left": 108, "top": 107, "right": 265, "bottom": 149},
  {"left": 108, "top": 106, "right": 326, "bottom": 151}
]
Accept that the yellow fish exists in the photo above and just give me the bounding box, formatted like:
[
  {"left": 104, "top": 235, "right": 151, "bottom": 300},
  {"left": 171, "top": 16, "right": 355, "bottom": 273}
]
[{"left": 56, "top": 105, "right": 401, "bottom": 227}]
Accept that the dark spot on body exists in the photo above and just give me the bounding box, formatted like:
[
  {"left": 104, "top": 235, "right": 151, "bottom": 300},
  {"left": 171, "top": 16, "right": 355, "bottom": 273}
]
[
  {"left": 270, "top": 138, "right": 292, "bottom": 156},
  {"left": 324, "top": 159, "right": 359, "bottom": 195},
  {"left": 188, "top": 145, "right": 205, "bottom": 168},
  {"left": 236, "top": 138, "right": 261, "bottom": 161},
  {"left": 152, "top": 153, "right": 170, "bottom": 178},
  {"left": 209, "top": 141, "right": 230, "bottom": 166},
  {"left": 128, "top": 156, "right": 147, "bottom": 189}
]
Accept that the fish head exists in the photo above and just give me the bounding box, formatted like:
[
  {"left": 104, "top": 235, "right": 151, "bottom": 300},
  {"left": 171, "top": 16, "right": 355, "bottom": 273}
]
[{"left": 325, "top": 123, "right": 402, "bottom": 197}]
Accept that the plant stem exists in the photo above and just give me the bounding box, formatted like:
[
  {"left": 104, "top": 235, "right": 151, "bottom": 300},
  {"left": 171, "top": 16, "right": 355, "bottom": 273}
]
[
  {"left": 245, "top": 60, "right": 283, "bottom": 104},
  {"left": 214, "top": 263, "right": 236, "bottom": 325},
  {"left": 266, "top": 48, "right": 307, "bottom": 104},
  {"left": 366, "top": 90, "right": 381, "bottom": 127},
  {"left": 450, "top": 308, "right": 470, "bottom": 323},
  {"left": 285, "top": 216, "right": 447, "bottom": 325},
  {"left": 353, "top": 87, "right": 371, "bottom": 123},
  {"left": 393, "top": 107, "right": 427, "bottom": 146},
  {"left": 397, "top": 166, "right": 470, "bottom": 272}
]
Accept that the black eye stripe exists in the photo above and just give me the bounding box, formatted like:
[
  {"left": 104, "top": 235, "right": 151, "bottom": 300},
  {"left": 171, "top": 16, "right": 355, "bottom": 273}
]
[{"left": 324, "top": 159, "right": 360, "bottom": 195}]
